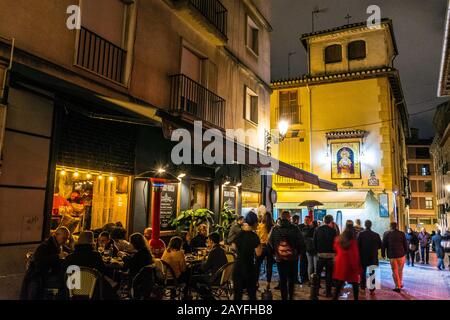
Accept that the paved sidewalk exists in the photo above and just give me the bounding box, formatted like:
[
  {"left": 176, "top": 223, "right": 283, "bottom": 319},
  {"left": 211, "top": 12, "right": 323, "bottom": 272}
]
[{"left": 257, "top": 261, "right": 450, "bottom": 300}]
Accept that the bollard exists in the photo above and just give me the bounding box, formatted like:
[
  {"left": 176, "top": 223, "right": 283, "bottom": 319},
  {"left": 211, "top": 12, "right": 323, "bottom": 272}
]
[{"left": 310, "top": 273, "right": 319, "bottom": 300}]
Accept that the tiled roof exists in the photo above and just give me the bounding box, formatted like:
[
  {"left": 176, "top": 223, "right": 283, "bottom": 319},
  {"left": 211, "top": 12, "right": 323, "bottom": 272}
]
[{"left": 300, "top": 18, "right": 398, "bottom": 55}]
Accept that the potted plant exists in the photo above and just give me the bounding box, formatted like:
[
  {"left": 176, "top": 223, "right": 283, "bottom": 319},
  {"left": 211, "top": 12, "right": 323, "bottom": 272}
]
[
  {"left": 214, "top": 203, "right": 237, "bottom": 241},
  {"left": 170, "top": 208, "right": 215, "bottom": 238}
]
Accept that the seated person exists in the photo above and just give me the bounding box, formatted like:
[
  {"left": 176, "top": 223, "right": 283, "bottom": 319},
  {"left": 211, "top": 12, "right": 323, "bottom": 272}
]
[
  {"left": 20, "top": 227, "right": 70, "bottom": 300},
  {"left": 123, "top": 233, "right": 154, "bottom": 278},
  {"left": 111, "top": 227, "right": 134, "bottom": 253},
  {"left": 143, "top": 227, "right": 152, "bottom": 242},
  {"left": 182, "top": 232, "right": 193, "bottom": 254},
  {"left": 190, "top": 224, "right": 208, "bottom": 249},
  {"left": 190, "top": 233, "right": 228, "bottom": 299},
  {"left": 162, "top": 237, "right": 188, "bottom": 281},
  {"left": 96, "top": 231, "right": 119, "bottom": 257},
  {"left": 63, "top": 231, "right": 106, "bottom": 275},
  {"left": 62, "top": 231, "right": 117, "bottom": 300}
]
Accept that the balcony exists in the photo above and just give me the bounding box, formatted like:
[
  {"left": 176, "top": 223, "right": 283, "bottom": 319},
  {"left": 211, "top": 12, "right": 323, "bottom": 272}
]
[
  {"left": 274, "top": 162, "right": 306, "bottom": 184},
  {"left": 76, "top": 27, "right": 127, "bottom": 84},
  {"left": 173, "top": 0, "right": 228, "bottom": 45},
  {"left": 276, "top": 105, "right": 301, "bottom": 125},
  {"left": 170, "top": 74, "right": 226, "bottom": 129}
]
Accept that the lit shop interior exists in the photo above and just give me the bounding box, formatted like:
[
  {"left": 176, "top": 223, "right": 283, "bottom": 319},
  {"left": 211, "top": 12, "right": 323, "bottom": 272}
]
[{"left": 52, "top": 166, "right": 131, "bottom": 233}]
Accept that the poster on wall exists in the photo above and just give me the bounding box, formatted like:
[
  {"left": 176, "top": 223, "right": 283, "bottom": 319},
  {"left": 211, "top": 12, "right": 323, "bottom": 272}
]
[
  {"left": 222, "top": 186, "right": 237, "bottom": 211},
  {"left": 160, "top": 183, "right": 178, "bottom": 231},
  {"left": 331, "top": 141, "right": 361, "bottom": 179},
  {"left": 379, "top": 193, "right": 389, "bottom": 218}
]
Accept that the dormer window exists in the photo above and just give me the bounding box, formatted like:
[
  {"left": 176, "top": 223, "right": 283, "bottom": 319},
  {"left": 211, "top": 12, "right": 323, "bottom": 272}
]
[
  {"left": 324, "top": 44, "right": 342, "bottom": 64},
  {"left": 348, "top": 40, "right": 366, "bottom": 60}
]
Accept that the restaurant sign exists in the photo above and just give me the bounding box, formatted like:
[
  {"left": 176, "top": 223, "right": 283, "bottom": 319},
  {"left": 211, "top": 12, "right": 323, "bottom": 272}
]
[
  {"left": 160, "top": 183, "right": 178, "bottom": 231},
  {"left": 222, "top": 186, "right": 236, "bottom": 211}
]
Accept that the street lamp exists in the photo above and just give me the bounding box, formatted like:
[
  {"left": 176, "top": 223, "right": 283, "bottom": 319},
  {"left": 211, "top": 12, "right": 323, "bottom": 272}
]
[{"left": 265, "top": 121, "right": 290, "bottom": 156}]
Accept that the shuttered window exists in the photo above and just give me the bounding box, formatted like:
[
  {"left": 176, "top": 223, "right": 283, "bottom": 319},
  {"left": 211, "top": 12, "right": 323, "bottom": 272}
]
[
  {"left": 324, "top": 44, "right": 342, "bottom": 64},
  {"left": 348, "top": 40, "right": 366, "bottom": 60}
]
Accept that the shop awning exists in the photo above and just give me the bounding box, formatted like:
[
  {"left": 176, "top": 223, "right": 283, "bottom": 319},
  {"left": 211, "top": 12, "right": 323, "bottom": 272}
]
[
  {"left": 9, "top": 62, "right": 162, "bottom": 126},
  {"left": 277, "top": 190, "right": 367, "bottom": 206},
  {"left": 158, "top": 112, "right": 338, "bottom": 191}
]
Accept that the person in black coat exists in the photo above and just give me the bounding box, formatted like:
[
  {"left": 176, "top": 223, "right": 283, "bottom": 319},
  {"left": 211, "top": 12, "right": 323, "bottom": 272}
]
[
  {"left": 382, "top": 222, "right": 408, "bottom": 292},
  {"left": 405, "top": 228, "right": 419, "bottom": 266},
  {"left": 357, "top": 220, "right": 382, "bottom": 292},
  {"left": 432, "top": 230, "right": 445, "bottom": 270},
  {"left": 190, "top": 224, "right": 208, "bottom": 249},
  {"left": 123, "top": 233, "right": 154, "bottom": 278},
  {"left": 20, "top": 227, "right": 70, "bottom": 300}
]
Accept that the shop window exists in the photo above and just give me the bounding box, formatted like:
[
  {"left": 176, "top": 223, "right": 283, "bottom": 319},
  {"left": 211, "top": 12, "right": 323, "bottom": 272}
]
[
  {"left": 324, "top": 44, "right": 342, "bottom": 64},
  {"left": 348, "top": 40, "right": 366, "bottom": 60},
  {"left": 421, "top": 164, "right": 430, "bottom": 176},
  {"left": 245, "top": 86, "right": 258, "bottom": 124},
  {"left": 52, "top": 167, "right": 130, "bottom": 232},
  {"left": 190, "top": 180, "right": 210, "bottom": 209}
]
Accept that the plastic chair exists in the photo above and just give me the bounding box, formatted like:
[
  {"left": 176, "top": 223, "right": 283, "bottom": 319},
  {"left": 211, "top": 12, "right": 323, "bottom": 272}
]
[{"left": 65, "top": 267, "right": 103, "bottom": 300}]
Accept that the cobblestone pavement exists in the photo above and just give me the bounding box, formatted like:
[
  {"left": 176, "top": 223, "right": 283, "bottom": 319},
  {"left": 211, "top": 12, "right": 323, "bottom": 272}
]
[{"left": 256, "top": 260, "right": 450, "bottom": 300}]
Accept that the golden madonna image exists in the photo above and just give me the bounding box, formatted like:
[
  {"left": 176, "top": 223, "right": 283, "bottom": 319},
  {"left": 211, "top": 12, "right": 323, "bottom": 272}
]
[{"left": 331, "top": 142, "right": 361, "bottom": 179}]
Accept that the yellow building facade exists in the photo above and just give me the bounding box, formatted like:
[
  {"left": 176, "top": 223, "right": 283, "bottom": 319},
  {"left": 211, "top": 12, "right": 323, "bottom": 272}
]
[{"left": 270, "top": 20, "right": 409, "bottom": 235}]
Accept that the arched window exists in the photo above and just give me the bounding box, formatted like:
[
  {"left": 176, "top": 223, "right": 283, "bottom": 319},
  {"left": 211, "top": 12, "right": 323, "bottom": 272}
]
[
  {"left": 324, "top": 44, "right": 342, "bottom": 64},
  {"left": 348, "top": 40, "right": 366, "bottom": 60}
]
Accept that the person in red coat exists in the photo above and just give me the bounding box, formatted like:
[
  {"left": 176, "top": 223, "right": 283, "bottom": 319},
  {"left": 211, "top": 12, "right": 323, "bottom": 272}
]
[{"left": 333, "top": 223, "right": 362, "bottom": 300}]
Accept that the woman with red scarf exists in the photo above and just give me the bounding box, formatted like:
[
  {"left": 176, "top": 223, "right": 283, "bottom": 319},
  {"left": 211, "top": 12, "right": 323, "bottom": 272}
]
[{"left": 333, "top": 223, "right": 362, "bottom": 300}]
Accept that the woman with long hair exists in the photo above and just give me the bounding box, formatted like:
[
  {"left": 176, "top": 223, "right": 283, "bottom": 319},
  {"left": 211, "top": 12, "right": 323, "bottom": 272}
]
[
  {"left": 333, "top": 223, "right": 362, "bottom": 300},
  {"left": 123, "top": 233, "right": 153, "bottom": 277},
  {"left": 162, "top": 236, "right": 187, "bottom": 280},
  {"left": 256, "top": 211, "right": 275, "bottom": 289}
]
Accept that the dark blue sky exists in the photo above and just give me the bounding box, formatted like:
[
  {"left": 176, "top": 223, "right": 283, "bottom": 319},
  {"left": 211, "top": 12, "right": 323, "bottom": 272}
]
[{"left": 271, "top": 0, "right": 449, "bottom": 138}]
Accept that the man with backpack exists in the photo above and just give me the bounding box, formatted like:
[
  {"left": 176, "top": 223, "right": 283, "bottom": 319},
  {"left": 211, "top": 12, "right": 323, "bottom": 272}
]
[{"left": 268, "top": 210, "right": 305, "bottom": 300}]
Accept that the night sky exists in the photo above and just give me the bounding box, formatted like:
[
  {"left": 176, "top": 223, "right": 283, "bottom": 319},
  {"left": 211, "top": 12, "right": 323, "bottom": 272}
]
[{"left": 271, "top": 0, "right": 449, "bottom": 138}]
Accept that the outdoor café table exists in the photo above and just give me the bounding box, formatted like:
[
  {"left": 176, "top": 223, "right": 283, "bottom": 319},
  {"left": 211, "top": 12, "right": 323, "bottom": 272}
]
[{"left": 103, "top": 256, "right": 124, "bottom": 282}]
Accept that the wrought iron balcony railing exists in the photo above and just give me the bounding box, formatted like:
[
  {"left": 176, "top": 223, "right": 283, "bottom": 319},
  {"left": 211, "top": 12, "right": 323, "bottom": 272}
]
[
  {"left": 170, "top": 74, "right": 226, "bottom": 128},
  {"left": 76, "top": 27, "right": 126, "bottom": 83},
  {"left": 187, "top": 0, "right": 228, "bottom": 38}
]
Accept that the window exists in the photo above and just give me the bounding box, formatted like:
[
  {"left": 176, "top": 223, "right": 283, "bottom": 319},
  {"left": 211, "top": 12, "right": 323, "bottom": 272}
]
[
  {"left": 425, "top": 198, "right": 433, "bottom": 209},
  {"left": 245, "top": 87, "right": 258, "bottom": 124},
  {"left": 421, "top": 164, "right": 430, "bottom": 176},
  {"left": 424, "top": 181, "right": 433, "bottom": 192},
  {"left": 348, "top": 40, "right": 366, "bottom": 60},
  {"left": 279, "top": 91, "right": 300, "bottom": 124},
  {"left": 77, "top": 0, "right": 131, "bottom": 83},
  {"left": 246, "top": 16, "right": 259, "bottom": 56},
  {"left": 415, "top": 147, "right": 430, "bottom": 159},
  {"left": 181, "top": 46, "right": 203, "bottom": 84},
  {"left": 324, "top": 44, "right": 342, "bottom": 64}
]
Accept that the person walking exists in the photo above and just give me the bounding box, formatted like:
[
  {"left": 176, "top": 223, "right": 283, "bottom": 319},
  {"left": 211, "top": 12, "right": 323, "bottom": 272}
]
[
  {"left": 333, "top": 223, "right": 362, "bottom": 300},
  {"left": 268, "top": 210, "right": 305, "bottom": 300},
  {"left": 304, "top": 220, "right": 318, "bottom": 282},
  {"left": 354, "top": 219, "right": 363, "bottom": 238},
  {"left": 357, "top": 220, "right": 382, "bottom": 294},
  {"left": 405, "top": 227, "right": 419, "bottom": 266},
  {"left": 418, "top": 227, "right": 431, "bottom": 264},
  {"left": 441, "top": 228, "right": 450, "bottom": 270},
  {"left": 382, "top": 222, "right": 408, "bottom": 293},
  {"left": 291, "top": 215, "right": 303, "bottom": 284},
  {"left": 432, "top": 230, "right": 445, "bottom": 270},
  {"left": 313, "top": 214, "right": 338, "bottom": 298},
  {"left": 256, "top": 211, "right": 275, "bottom": 289},
  {"left": 232, "top": 211, "right": 262, "bottom": 300}
]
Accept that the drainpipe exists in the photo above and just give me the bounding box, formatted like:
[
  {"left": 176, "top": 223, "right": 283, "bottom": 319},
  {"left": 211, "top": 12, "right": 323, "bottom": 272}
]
[{"left": 307, "top": 83, "right": 313, "bottom": 190}]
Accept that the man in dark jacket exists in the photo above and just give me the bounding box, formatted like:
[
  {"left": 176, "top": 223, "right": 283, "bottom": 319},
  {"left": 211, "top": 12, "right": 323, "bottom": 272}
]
[
  {"left": 226, "top": 216, "right": 244, "bottom": 245},
  {"left": 269, "top": 211, "right": 305, "bottom": 300},
  {"left": 20, "top": 227, "right": 70, "bottom": 300},
  {"left": 405, "top": 228, "right": 419, "bottom": 266},
  {"left": 382, "top": 222, "right": 408, "bottom": 292},
  {"left": 432, "top": 230, "right": 445, "bottom": 270},
  {"left": 418, "top": 228, "right": 432, "bottom": 264},
  {"left": 357, "top": 220, "right": 382, "bottom": 293},
  {"left": 313, "top": 214, "right": 337, "bottom": 297}
]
